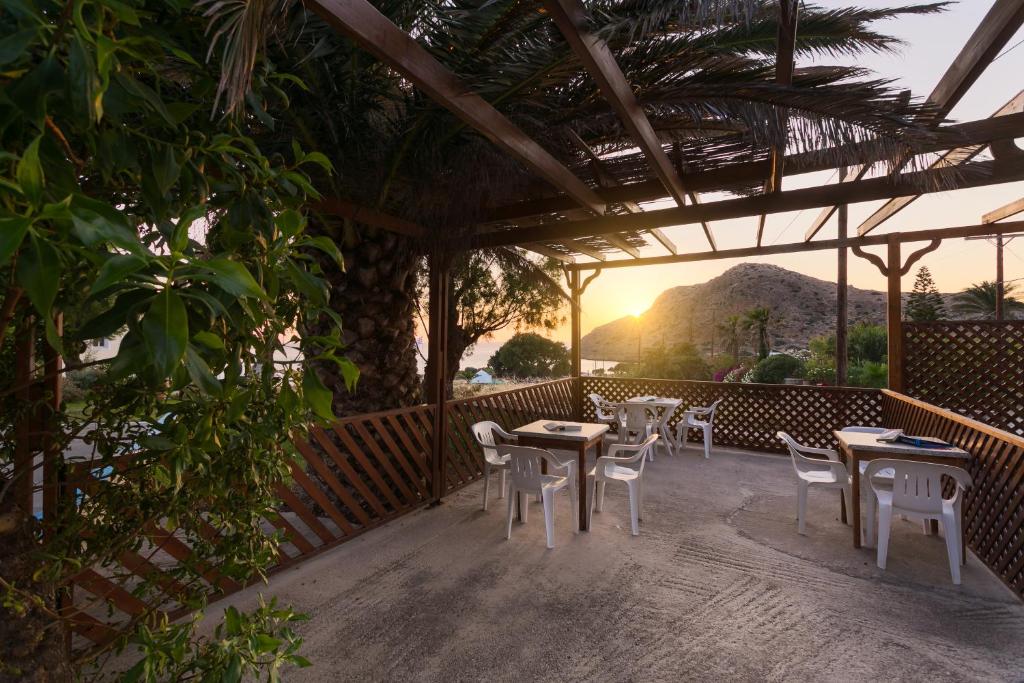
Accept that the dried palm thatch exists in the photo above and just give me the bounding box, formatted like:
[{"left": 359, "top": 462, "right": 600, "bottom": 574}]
[{"left": 202, "top": 0, "right": 952, "bottom": 254}]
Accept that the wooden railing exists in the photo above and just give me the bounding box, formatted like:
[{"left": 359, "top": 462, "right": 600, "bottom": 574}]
[
  {"left": 63, "top": 380, "right": 575, "bottom": 652},
  {"left": 882, "top": 390, "right": 1024, "bottom": 600},
  {"left": 582, "top": 376, "right": 883, "bottom": 452}
]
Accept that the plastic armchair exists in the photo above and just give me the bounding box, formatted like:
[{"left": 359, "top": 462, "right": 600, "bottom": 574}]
[
  {"left": 675, "top": 398, "right": 722, "bottom": 459},
  {"left": 838, "top": 425, "right": 912, "bottom": 545},
  {"left": 471, "top": 421, "right": 517, "bottom": 511},
  {"left": 503, "top": 445, "right": 578, "bottom": 548},
  {"left": 777, "top": 432, "right": 852, "bottom": 535},
  {"left": 618, "top": 403, "right": 656, "bottom": 455},
  {"left": 588, "top": 434, "right": 658, "bottom": 535},
  {"left": 589, "top": 393, "right": 623, "bottom": 427},
  {"left": 866, "top": 459, "right": 972, "bottom": 584}
]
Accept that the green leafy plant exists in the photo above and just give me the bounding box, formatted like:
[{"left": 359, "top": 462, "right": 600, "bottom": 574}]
[
  {"left": 0, "top": 0, "right": 353, "bottom": 677},
  {"left": 750, "top": 354, "right": 805, "bottom": 384},
  {"left": 489, "top": 333, "right": 570, "bottom": 378}
]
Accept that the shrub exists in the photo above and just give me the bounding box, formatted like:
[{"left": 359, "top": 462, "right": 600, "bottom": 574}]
[
  {"left": 750, "top": 354, "right": 806, "bottom": 384},
  {"left": 849, "top": 361, "right": 888, "bottom": 388}
]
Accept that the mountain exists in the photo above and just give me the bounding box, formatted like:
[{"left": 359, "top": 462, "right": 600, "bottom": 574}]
[{"left": 580, "top": 263, "right": 953, "bottom": 361}]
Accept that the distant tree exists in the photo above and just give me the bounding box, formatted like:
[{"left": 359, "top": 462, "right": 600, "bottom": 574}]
[
  {"left": 489, "top": 333, "right": 570, "bottom": 378},
  {"left": 742, "top": 307, "right": 776, "bottom": 360},
  {"left": 717, "top": 314, "right": 743, "bottom": 359},
  {"left": 455, "top": 367, "right": 479, "bottom": 381},
  {"left": 952, "top": 281, "right": 1024, "bottom": 320},
  {"left": 849, "top": 323, "right": 888, "bottom": 364},
  {"left": 591, "top": 368, "right": 606, "bottom": 377},
  {"left": 750, "top": 354, "right": 805, "bottom": 384},
  {"left": 637, "top": 342, "right": 712, "bottom": 380},
  {"left": 906, "top": 266, "right": 946, "bottom": 321},
  {"left": 420, "top": 249, "right": 567, "bottom": 392},
  {"left": 849, "top": 361, "right": 888, "bottom": 388}
]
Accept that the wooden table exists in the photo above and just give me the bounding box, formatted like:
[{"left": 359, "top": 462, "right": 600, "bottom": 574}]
[
  {"left": 834, "top": 430, "right": 970, "bottom": 549},
  {"left": 512, "top": 420, "right": 609, "bottom": 531}
]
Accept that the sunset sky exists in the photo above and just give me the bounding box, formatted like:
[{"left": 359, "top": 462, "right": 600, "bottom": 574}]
[{"left": 565, "top": 1, "right": 1024, "bottom": 343}]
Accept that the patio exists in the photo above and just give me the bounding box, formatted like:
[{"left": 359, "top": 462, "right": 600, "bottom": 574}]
[{"left": 214, "top": 441, "right": 1024, "bottom": 681}]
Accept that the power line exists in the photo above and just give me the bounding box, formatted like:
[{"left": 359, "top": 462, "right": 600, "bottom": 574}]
[{"left": 993, "top": 36, "right": 1024, "bottom": 63}]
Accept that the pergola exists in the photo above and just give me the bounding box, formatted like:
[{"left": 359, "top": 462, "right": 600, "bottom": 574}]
[{"left": 305, "top": 0, "right": 1024, "bottom": 500}]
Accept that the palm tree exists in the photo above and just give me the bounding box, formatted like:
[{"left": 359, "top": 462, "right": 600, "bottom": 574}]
[
  {"left": 743, "top": 307, "right": 775, "bottom": 360},
  {"left": 202, "top": 0, "right": 947, "bottom": 413},
  {"left": 952, "top": 281, "right": 1024, "bottom": 320},
  {"left": 717, "top": 314, "right": 743, "bottom": 359}
]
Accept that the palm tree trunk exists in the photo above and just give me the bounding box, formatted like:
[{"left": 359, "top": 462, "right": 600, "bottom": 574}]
[{"left": 305, "top": 223, "right": 422, "bottom": 415}]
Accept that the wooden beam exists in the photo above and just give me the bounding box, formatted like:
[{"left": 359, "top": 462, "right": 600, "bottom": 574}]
[
  {"left": 603, "top": 233, "right": 641, "bottom": 258},
  {"left": 562, "top": 240, "right": 607, "bottom": 261},
  {"left": 315, "top": 197, "right": 425, "bottom": 237},
  {"left": 473, "top": 157, "right": 1024, "bottom": 249},
  {"left": 307, "top": 0, "right": 605, "bottom": 215},
  {"left": 855, "top": 90, "right": 1024, "bottom": 237},
  {"left": 983, "top": 197, "right": 1024, "bottom": 223},
  {"left": 805, "top": 0, "right": 1024, "bottom": 240},
  {"left": 543, "top": 0, "right": 689, "bottom": 207},
  {"left": 647, "top": 228, "right": 678, "bottom": 255},
  {"left": 524, "top": 243, "right": 575, "bottom": 263},
  {"left": 564, "top": 219, "right": 1024, "bottom": 271},
  {"left": 487, "top": 111, "right": 1024, "bottom": 225},
  {"left": 571, "top": 133, "right": 681, "bottom": 255},
  {"left": 757, "top": 0, "right": 799, "bottom": 247}
]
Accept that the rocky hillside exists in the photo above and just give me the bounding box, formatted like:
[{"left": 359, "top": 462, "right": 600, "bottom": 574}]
[{"left": 581, "top": 263, "right": 953, "bottom": 361}]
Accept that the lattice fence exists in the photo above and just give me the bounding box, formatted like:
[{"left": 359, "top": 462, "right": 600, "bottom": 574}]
[
  {"left": 884, "top": 391, "right": 1024, "bottom": 600},
  {"left": 582, "top": 377, "right": 883, "bottom": 453},
  {"left": 903, "top": 321, "right": 1024, "bottom": 436}
]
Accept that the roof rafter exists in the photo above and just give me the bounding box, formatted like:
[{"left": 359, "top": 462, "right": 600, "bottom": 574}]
[
  {"left": 484, "top": 112, "right": 1024, "bottom": 225},
  {"left": 983, "top": 197, "right": 1024, "bottom": 223},
  {"left": 853, "top": 90, "right": 1024, "bottom": 237},
  {"left": 306, "top": 0, "right": 605, "bottom": 215},
  {"left": 803, "top": 0, "right": 1024, "bottom": 240},
  {"left": 469, "top": 157, "right": 1024, "bottom": 248},
  {"left": 543, "top": 0, "right": 714, "bottom": 249}
]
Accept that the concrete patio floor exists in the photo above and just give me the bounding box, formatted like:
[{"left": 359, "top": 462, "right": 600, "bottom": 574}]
[{"left": 217, "top": 441, "right": 1024, "bottom": 681}]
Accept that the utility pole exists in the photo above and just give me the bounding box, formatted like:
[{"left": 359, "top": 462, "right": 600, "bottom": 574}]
[{"left": 965, "top": 232, "right": 1024, "bottom": 320}]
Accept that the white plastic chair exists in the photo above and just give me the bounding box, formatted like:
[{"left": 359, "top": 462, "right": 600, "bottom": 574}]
[
  {"left": 839, "top": 426, "right": 926, "bottom": 545},
  {"left": 618, "top": 403, "right": 655, "bottom": 449},
  {"left": 674, "top": 398, "right": 722, "bottom": 459},
  {"left": 504, "top": 445, "right": 578, "bottom": 548},
  {"left": 588, "top": 434, "right": 658, "bottom": 536},
  {"left": 866, "top": 459, "right": 972, "bottom": 584},
  {"left": 471, "top": 421, "right": 516, "bottom": 511},
  {"left": 589, "top": 393, "right": 623, "bottom": 427},
  {"left": 777, "top": 432, "right": 852, "bottom": 535}
]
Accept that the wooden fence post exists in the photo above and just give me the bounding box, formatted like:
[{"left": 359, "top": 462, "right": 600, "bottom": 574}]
[{"left": 425, "top": 251, "right": 451, "bottom": 504}]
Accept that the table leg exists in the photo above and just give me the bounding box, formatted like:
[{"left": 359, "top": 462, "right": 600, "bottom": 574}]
[
  {"left": 851, "top": 453, "right": 861, "bottom": 549},
  {"left": 578, "top": 442, "right": 588, "bottom": 531}
]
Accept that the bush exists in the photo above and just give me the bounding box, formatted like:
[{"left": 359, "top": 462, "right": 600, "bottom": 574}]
[
  {"left": 849, "top": 361, "right": 888, "bottom": 388},
  {"left": 750, "top": 354, "right": 806, "bottom": 384}
]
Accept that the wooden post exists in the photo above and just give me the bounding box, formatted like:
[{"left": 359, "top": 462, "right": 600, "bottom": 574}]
[
  {"left": 836, "top": 199, "right": 849, "bottom": 386},
  {"left": 570, "top": 269, "right": 582, "bottom": 419},
  {"left": 886, "top": 235, "right": 904, "bottom": 392},
  {"left": 42, "top": 313, "right": 63, "bottom": 529},
  {"left": 12, "top": 315, "right": 35, "bottom": 514},
  {"left": 425, "top": 251, "right": 451, "bottom": 504},
  {"left": 996, "top": 235, "right": 1005, "bottom": 320}
]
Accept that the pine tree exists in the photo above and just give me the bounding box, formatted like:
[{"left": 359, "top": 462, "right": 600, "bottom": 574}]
[{"left": 906, "top": 266, "right": 946, "bottom": 321}]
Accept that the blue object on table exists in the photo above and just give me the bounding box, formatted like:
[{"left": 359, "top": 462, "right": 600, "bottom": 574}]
[{"left": 895, "top": 435, "right": 951, "bottom": 449}]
